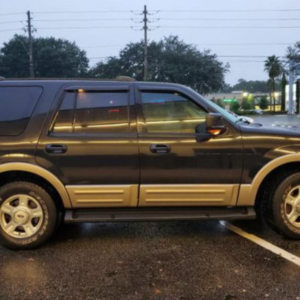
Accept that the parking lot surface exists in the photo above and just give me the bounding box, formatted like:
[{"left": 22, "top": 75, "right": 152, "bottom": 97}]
[
  {"left": 1, "top": 220, "right": 300, "bottom": 300},
  {"left": 1, "top": 115, "right": 300, "bottom": 300}
]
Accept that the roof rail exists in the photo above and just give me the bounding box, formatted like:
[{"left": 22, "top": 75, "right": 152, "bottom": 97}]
[{"left": 115, "top": 76, "right": 136, "bottom": 82}]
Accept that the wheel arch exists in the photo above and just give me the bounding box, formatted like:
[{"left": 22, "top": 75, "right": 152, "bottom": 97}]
[
  {"left": 238, "top": 154, "right": 300, "bottom": 206},
  {"left": 0, "top": 163, "right": 71, "bottom": 208}
]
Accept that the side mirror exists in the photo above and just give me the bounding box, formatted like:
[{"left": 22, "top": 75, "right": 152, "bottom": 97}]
[{"left": 205, "top": 113, "right": 226, "bottom": 136}]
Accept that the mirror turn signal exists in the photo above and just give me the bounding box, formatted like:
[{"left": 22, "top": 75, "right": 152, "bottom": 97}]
[{"left": 207, "top": 129, "right": 222, "bottom": 136}]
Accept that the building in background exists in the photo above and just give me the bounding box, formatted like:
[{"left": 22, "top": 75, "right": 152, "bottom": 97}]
[{"left": 206, "top": 91, "right": 281, "bottom": 111}]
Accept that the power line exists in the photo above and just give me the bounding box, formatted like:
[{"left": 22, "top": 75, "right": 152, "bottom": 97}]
[
  {"left": 197, "top": 43, "right": 293, "bottom": 46},
  {"left": 0, "top": 12, "right": 25, "bottom": 16},
  {"left": 156, "top": 8, "right": 300, "bottom": 12},
  {"left": 32, "top": 10, "right": 135, "bottom": 14},
  {"left": 84, "top": 45, "right": 123, "bottom": 48},
  {"left": 0, "top": 21, "right": 22, "bottom": 25},
  {"left": 159, "top": 25, "right": 300, "bottom": 29},
  {"left": 28, "top": 25, "right": 300, "bottom": 30},
  {"left": 81, "top": 42, "right": 293, "bottom": 49},
  {"left": 31, "top": 17, "right": 300, "bottom": 22},
  {"left": 0, "top": 28, "right": 23, "bottom": 32},
  {"left": 217, "top": 55, "right": 285, "bottom": 58},
  {"left": 37, "top": 26, "right": 133, "bottom": 30},
  {"left": 34, "top": 18, "right": 133, "bottom": 22},
  {"left": 161, "top": 17, "right": 300, "bottom": 21}
]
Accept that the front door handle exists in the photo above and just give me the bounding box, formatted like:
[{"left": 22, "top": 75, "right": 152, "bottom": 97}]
[
  {"left": 45, "top": 144, "right": 68, "bottom": 154},
  {"left": 150, "top": 144, "right": 171, "bottom": 154}
]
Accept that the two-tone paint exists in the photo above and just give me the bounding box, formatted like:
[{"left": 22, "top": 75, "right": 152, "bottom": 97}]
[{"left": 0, "top": 79, "right": 300, "bottom": 211}]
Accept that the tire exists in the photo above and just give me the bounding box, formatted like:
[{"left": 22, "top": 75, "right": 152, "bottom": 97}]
[
  {"left": 263, "top": 172, "right": 300, "bottom": 239},
  {"left": 0, "top": 181, "right": 57, "bottom": 250}
]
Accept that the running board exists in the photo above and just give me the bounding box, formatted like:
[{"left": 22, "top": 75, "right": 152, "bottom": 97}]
[{"left": 64, "top": 207, "right": 256, "bottom": 223}]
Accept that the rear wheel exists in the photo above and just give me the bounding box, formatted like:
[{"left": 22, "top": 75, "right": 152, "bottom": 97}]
[
  {"left": 263, "top": 172, "right": 300, "bottom": 239},
  {"left": 0, "top": 181, "right": 57, "bottom": 250}
]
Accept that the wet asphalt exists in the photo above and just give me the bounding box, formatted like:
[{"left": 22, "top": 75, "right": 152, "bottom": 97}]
[
  {"left": 1, "top": 115, "right": 300, "bottom": 300},
  {"left": 1, "top": 220, "right": 300, "bottom": 300}
]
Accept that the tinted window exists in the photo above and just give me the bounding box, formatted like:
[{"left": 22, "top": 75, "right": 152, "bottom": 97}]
[
  {"left": 141, "top": 92, "right": 206, "bottom": 133},
  {"left": 0, "top": 87, "right": 42, "bottom": 136},
  {"left": 74, "top": 92, "right": 129, "bottom": 133},
  {"left": 53, "top": 92, "right": 76, "bottom": 133}
]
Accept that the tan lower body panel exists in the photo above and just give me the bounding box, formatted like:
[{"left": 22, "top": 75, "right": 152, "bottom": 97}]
[
  {"left": 237, "top": 184, "right": 253, "bottom": 206},
  {"left": 66, "top": 185, "right": 138, "bottom": 208},
  {"left": 139, "top": 184, "right": 239, "bottom": 207}
]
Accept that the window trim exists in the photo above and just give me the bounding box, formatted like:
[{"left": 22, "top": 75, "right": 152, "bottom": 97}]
[
  {"left": 137, "top": 90, "right": 208, "bottom": 135},
  {"left": 50, "top": 89, "right": 131, "bottom": 136}
]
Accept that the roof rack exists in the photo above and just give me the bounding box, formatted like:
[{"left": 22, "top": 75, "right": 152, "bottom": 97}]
[
  {"left": 115, "top": 76, "right": 136, "bottom": 82},
  {"left": 0, "top": 76, "right": 137, "bottom": 82}
]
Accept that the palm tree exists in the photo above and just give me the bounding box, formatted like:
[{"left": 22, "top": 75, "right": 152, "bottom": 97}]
[{"left": 264, "top": 56, "right": 282, "bottom": 111}]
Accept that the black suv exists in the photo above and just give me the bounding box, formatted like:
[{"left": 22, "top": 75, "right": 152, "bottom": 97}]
[{"left": 1, "top": 78, "right": 300, "bottom": 249}]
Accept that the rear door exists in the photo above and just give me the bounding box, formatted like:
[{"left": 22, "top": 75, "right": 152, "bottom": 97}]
[
  {"left": 135, "top": 83, "right": 243, "bottom": 207},
  {"left": 36, "top": 82, "right": 139, "bottom": 208}
]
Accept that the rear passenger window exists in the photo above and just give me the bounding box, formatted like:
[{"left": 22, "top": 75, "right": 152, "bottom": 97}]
[
  {"left": 74, "top": 92, "right": 129, "bottom": 133},
  {"left": 0, "top": 87, "right": 42, "bottom": 136},
  {"left": 52, "top": 91, "right": 129, "bottom": 134}
]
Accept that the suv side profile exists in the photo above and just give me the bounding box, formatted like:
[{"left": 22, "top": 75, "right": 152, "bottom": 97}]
[{"left": 1, "top": 78, "right": 300, "bottom": 249}]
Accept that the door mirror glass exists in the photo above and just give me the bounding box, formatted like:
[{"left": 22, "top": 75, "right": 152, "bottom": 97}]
[{"left": 204, "top": 113, "right": 226, "bottom": 136}]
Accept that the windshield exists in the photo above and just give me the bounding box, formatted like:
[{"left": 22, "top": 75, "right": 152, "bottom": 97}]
[{"left": 187, "top": 88, "right": 239, "bottom": 124}]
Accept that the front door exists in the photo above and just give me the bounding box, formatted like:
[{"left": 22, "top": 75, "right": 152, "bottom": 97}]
[
  {"left": 36, "top": 82, "right": 139, "bottom": 208},
  {"left": 135, "top": 85, "right": 243, "bottom": 207}
]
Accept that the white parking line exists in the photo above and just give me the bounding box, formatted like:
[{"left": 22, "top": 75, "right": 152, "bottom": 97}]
[{"left": 219, "top": 221, "right": 300, "bottom": 268}]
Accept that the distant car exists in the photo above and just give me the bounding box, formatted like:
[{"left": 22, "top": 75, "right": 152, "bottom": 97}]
[
  {"left": 226, "top": 110, "right": 254, "bottom": 124},
  {"left": 249, "top": 109, "right": 264, "bottom": 115}
]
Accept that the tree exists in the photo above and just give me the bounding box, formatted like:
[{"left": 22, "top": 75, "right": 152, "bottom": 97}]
[
  {"left": 281, "top": 73, "right": 287, "bottom": 111},
  {"left": 241, "top": 99, "right": 251, "bottom": 110},
  {"left": 89, "top": 36, "right": 229, "bottom": 94},
  {"left": 259, "top": 96, "right": 269, "bottom": 110},
  {"left": 225, "top": 79, "right": 270, "bottom": 93},
  {"left": 287, "top": 41, "right": 300, "bottom": 62},
  {"left": 230, "top": 101, "right": 240, "bottom": 113},
  {"left": 0, "top": 35, "right": 89, "bottom": 78},
  {"left": 264, "top": 55, "right": 282, "bottom": 112}
]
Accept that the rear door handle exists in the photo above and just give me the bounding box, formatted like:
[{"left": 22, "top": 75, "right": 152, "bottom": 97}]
[
  {"left": 150, "top": 144, "right": 171, "bottom": 154},
  {"left": 45, "top": 144, "right": 67, "bottom": 154}
]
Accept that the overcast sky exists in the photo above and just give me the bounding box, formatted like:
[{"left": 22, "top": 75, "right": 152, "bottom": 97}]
[{"left": 0, "top": 0, "right": 298, "bottom": 85}]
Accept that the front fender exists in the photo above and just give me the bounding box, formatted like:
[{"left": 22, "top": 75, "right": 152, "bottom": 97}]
[{"left": 238, "top": 152, "right": 300, "bottom": 206}]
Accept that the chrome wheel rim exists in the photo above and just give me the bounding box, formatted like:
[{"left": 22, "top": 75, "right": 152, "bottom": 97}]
[
  {"left": 284, "top": 186, "right": 300, "bottom": 228},
  {"left": 0, "top": 194, "right": 44, "bottom": 238}
]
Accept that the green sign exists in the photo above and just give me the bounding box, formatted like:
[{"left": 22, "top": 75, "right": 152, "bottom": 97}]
[{"left": 222, "top": 99, "right": 236, "bottom": 103}]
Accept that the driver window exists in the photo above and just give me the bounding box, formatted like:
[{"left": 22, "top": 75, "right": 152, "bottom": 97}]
[{"left": 141, "top": 91, "right": 206, "bottom": 133}]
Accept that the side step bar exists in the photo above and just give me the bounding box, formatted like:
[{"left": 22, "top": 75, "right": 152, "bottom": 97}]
[{"left": 65, "top": 207, "right": 256, "bottom": 223}]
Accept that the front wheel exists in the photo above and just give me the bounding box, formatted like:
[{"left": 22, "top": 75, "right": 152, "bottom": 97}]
[
  {"left": 264, "top": 172, "right": 300, "bottom": 239},
  {"left": 0, "top": 181, "right": 57, "bottom": 250}
]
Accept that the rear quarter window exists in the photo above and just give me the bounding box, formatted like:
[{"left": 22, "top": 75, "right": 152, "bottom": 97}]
[{"left": 0, "top": 87, "right": 43, "bottom": 136}]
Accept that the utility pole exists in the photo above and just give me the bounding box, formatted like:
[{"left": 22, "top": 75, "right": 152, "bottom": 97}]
[
  {"left": 27, "top": 11, "right": 34, "bottom": 78},
  {"left": 288, "top": 61, "right": 295, "bottom": 114},
  {"left": 288, "top": 60, "right": 300, "bottom": 114},
  {"left": 143, "top": 5, "right": 148, "bottom": 81}
]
